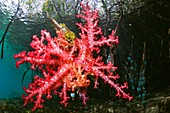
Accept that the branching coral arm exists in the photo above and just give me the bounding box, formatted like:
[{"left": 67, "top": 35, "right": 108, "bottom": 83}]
[{"left": 22, "top": 64, "right": 70, "bottom": 111}]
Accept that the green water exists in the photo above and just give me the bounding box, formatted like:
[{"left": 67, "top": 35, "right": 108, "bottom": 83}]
[
  {"left": 0, "top": 33, "right": 23, "bottom": 98},
  {"left": 0, "top": 6, "right": 31, "bottom": 99},
  {"left": 0, "top": 0, "right": 50, "bottom": 99}
]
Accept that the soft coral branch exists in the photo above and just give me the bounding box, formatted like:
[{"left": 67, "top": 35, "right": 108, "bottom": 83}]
[{"left": 14, "top": 2, "right": 132, "bottom": 112}]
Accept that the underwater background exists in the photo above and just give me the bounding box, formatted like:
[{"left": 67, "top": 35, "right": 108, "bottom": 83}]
[
  {"left": 0, "top": 0, "right": 170, "bottom": 113},
  {"left": 0, "top": 12, "right": 25, "bottom": 99}
]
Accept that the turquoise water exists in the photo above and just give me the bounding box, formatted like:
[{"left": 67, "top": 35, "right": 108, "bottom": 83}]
[
  {"left": 0, "top": 1, "right": 48, "bottom": 99},
  {"left": 0, "top": 30, "right": 30, "bottom": 99},
  {"left": 0, "top": 11, "right": 31, "bottom": 99}
]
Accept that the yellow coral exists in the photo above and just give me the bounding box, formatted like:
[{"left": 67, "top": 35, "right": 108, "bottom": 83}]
[
  {"left": 59, "top": 23, "right": 76, "bottom": 44},
  {"left": 47, "top": 17, "right": 76, "bottom": 44}
]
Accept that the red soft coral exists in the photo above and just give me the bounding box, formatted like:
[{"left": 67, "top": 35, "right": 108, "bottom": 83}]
[{"left": 14, "top": 3, "right": 132, "bottom": 111}]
